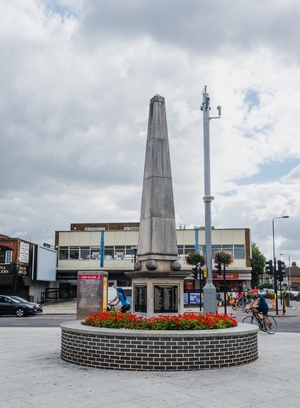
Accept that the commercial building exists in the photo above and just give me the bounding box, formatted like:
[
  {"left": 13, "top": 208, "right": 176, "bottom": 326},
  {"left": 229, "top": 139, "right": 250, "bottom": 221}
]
[
  {"left": 54, "top": 223, "right": 252, "bottom": 298},
  {"left": 0, "top": 234, "right": 57, "bottom": 302}
]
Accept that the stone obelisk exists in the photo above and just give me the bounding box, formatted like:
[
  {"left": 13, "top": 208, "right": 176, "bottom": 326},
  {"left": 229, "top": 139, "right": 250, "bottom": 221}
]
[
  {"left": 126, "top": 95, "right": 188, "bottom": 316},
  {"left": 137, "top": 94, "right": 180, "bottom": 271}
]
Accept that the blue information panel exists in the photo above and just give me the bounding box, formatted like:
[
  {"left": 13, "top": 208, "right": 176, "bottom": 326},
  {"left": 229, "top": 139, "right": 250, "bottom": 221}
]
[
  {"left": 189, "top": 293, "right": 200, "bottom": 304},
  {"left": 184, "top": 292, "right": 204, "bottom": 305}
]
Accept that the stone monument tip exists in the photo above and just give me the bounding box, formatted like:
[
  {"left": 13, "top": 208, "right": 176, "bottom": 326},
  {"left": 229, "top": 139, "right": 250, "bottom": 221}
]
[{"left": 150, "top": 94, "right": 165, "bottom": 104}]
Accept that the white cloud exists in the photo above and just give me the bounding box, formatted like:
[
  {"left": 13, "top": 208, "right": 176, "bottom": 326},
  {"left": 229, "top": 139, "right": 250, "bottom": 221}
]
[{"left": 1, "top": 0, "right": 300, "bottom": 265}]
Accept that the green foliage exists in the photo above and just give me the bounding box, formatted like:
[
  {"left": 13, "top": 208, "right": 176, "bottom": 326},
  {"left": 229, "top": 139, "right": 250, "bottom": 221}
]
[{"left": 251, "top": 243, "right": 266, "bottom": 289}]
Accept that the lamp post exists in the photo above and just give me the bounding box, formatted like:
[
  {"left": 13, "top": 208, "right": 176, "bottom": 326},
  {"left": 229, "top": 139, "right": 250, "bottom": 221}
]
[
  {"left": 272, "top": 216, "right": 289, "bottom": 315},
  {"left": 201, "top": 86, "right": 221, "bottom": 313},
  {"left": 279, "top": 253, "right": 291, "bottom": 290}
]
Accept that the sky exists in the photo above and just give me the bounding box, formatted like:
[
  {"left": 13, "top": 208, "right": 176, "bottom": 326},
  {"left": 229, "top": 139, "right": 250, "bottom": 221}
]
[{"left": 1, "top": 0, "right": 300, "bottom": 266}]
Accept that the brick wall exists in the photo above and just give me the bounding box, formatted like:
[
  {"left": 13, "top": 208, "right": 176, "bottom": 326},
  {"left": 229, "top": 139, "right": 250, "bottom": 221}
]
[{"left": 61, "top": 323, "right": 258, "bottom": 371}]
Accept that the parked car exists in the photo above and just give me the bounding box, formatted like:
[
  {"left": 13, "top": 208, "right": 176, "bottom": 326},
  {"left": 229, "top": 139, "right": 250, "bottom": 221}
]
[
  {"left": 0, "top": 295, "right": 37, "bottom": 317},
  {"left": 291, "top": 292, "right": 300, "bottom": 301},
  {"left": 9, "top": 296, "right": 43, "bottom": 313}
]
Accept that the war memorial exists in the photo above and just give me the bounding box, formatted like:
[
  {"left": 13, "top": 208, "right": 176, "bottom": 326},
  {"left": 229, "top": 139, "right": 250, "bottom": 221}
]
[{"left": 61, "top": 94, "right": 258, "bottom": 371}]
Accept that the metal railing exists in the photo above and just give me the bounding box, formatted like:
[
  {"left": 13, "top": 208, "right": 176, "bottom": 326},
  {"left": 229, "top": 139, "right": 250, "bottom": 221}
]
[{"left": 41, "top": 288, "right": 74, "bottom": 304}]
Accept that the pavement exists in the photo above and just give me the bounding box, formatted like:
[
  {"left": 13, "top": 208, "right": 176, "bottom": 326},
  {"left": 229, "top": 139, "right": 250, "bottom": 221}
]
[{"left": 1, "top": 301, "right": 300, "bottom": 408}]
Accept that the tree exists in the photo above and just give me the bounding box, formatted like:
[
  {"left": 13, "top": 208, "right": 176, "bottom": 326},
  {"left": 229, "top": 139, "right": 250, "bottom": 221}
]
[{"left": 251, "top": 243, "right": 266, "bottom": 289}]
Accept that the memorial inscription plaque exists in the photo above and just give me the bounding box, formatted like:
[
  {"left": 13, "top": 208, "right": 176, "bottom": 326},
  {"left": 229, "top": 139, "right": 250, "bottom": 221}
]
[
  {"left": 135, "top": 285, "right": 147, "bottom": 313},
  {"left": 154, "top": 285, "right": 178, "bottom": 313}
]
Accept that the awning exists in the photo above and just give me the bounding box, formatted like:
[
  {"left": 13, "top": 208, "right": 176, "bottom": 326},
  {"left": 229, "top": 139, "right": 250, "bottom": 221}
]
[
  {"left": 0, "top": 275, "right": 15, "bottom": 286},
  {"left": 18, "top": 275, "right": 33, "bottom": 286}
]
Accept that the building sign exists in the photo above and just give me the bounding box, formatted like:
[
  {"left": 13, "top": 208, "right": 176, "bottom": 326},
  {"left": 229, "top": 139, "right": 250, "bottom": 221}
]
[
  {"left": 57, "top": 273, "right": 78, "bottom": 280},
  {"left": 18, "top": 265, "right": 29, "bottom": 275},
  {"left": 78, "top": 274, "right": 103, "bottom": 280},
  {"left": 213, "top": 273, "right": 239, "bottom": 280},
  {"left": 19, "top": 242, "right": 29, "bottom": 263},
  {"left": 0, "top": 266, "right": 9, "bottom": 274}
]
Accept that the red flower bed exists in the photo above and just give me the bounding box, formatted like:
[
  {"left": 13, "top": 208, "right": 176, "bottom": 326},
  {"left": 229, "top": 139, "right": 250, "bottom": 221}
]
[{"left": 82, "top": 311, "right": 238, "bottom": 330}]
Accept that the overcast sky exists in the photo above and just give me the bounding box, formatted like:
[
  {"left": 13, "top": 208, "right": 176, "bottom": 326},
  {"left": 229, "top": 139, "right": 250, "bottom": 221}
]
[{"left": 1, "top": 0, "right": 300, "bottom": 265}]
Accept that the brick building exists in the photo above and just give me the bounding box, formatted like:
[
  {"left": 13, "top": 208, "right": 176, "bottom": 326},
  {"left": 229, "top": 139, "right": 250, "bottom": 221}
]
[
  {"left": 0, "top": 234, "right": 56, "bottom": 302},
  {"left": 0, "top": 234, "right": 35, "bottom": 298}
]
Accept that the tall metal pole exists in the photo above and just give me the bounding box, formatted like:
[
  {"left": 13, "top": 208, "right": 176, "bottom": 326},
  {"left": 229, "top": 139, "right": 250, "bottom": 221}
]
[
  {"left": 201, "top": 86, "right": 221, "bottom": 313},
  {"left": 223, "top": 262, "right": 227, "bottom": 315},
  {"left": 272, "top": 218, "right": 278, "bottom": 315},
  {"left": 272, "top": 216, "right": 289, "bottom": 315}
]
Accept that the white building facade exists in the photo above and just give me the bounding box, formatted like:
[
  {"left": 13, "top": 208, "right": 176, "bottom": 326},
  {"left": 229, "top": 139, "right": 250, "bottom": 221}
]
[{"left": 54, "top": 223, "right": 252, "bottom": 299}]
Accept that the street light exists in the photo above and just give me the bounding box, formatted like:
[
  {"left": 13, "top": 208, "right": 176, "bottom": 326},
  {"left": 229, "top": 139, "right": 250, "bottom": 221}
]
[
  {"left": 201, "top": 86, "right": 221, "bottom": 313},
  {"left": 280, "top": 253, "right": 291, "bottom": 290},
  {"left": 272, "top": 215, "right": 289, "bottom": 315}
]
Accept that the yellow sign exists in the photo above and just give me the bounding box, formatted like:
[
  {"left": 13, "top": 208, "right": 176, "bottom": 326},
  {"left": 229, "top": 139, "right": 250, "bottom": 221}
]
[{"left": 103, "top": 276, "right": 108, "bottom": 309}]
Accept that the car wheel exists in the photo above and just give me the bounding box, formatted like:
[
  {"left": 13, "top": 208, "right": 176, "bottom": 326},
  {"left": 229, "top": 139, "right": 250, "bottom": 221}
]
[{"left": 15, "top": 308, "right": 25, "bottom": 317}]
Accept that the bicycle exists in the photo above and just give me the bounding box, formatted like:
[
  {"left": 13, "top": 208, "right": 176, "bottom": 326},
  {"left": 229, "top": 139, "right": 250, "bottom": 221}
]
[
  {"left": 242, "top": 308, "right": 277, "bottom": 334},
  {"left": 231, "top": 297, "right": 247, "bottom": 311}
]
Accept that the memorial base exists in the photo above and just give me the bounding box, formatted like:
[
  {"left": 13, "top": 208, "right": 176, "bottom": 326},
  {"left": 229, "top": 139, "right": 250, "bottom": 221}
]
[{"left": 126, "top": 270, "right": 190, "bottom": 317}]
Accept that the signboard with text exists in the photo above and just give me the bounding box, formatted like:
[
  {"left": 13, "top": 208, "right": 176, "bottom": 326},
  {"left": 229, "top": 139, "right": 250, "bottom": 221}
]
[
  {"left": 19, "top": 242, "right": 29, "bottom": 263},
  {"left": 76, "top": 271, "right": 108, "bottom": 320}
]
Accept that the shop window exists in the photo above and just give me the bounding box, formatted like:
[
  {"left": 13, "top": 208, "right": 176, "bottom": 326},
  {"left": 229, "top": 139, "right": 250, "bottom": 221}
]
[
  {"left": 234, "top": 245, "right": 245, "bottom": 259},
  {"left": 80, "top": 247, "right": 90, "bottom": 260},
  {"left": 59, "top": 247, "right": 68, "bottom": 260},
  {"left": 70, "top": 246, "right": 79, "bottom": 260}
]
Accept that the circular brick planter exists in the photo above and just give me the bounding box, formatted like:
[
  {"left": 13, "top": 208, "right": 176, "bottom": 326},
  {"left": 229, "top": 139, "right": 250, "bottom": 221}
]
[{"left": 61, "top": 321, "right": 258, "bottom": 371}]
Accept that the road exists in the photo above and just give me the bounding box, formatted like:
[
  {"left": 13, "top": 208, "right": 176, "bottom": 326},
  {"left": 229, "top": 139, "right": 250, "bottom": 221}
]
[
  {"left": 0, "top": 314, "right": 76, "bottom": 327},
  {"left": 0, "top": 301, "right": 300, "bottom": 332}
]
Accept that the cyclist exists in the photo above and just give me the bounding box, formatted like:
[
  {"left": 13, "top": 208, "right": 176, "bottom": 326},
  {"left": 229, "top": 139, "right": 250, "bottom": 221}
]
[
  {"left": 108, "top": 287, "right": 131, "bottom": 313},
  {"left": 248, "top": 289, "right": 269, "bottom": 331}
]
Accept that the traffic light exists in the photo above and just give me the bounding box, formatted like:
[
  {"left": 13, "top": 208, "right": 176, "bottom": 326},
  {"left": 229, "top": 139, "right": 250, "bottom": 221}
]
[
  {"left": 265, "top": 260, "right": 273, "bottom": 275},
  {"left": 214, "top": 263, "right": 222, "bottom": 273},
  {"left": 191, "top": 266, "right": 198, "bottom": 279},
  {"left": 277, "top": 260, "right": 286, "bottom": 282}
]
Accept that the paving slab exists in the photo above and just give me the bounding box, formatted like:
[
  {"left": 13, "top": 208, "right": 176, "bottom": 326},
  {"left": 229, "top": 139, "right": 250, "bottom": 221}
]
[{"left": 0, "top": 323, "right": 300, "bottom": 407}]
